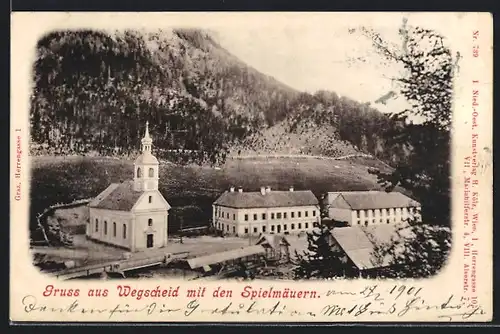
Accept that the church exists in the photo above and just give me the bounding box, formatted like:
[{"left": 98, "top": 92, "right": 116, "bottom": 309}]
[{"left": 87, "top": 122, "right": 171, "bottom": 252}]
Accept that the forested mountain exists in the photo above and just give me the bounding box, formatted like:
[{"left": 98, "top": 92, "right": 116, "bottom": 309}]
[{"left": 30, "top": 29, "right": 406, "bottom": 166}]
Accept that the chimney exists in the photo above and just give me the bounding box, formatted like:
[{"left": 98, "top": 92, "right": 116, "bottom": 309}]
[
  {"left": 265, "top": 186, "right": 271, "bottom": 193},
  {"left": 289, "top": 186, "right": 294, "bottom": 192},
  {"left": 260, "top": 186, "right": 266, "bottom": 195},
  {"left": 238, "top": 187, "right": 243, "bottom": 193},
  {"left": 230, "top": 186, "right": 235, "bottom": 192}
]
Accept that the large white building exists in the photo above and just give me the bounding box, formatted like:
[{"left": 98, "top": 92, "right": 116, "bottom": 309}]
[
  {"left": 87, "top": 122, "right": 171, "bottom": 252},
  {"left": 323, "top": 190, "right": 421, "bottom": 226},
  {"left": 213, "top": 186, "right": 320, "bottom": 236}
]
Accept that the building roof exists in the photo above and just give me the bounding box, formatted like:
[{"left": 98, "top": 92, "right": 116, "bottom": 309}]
[
  {"left": 256, "top": 234, "right": 291, "bottom": 250},
  {"left": 187, "top": 245, "right": 266, "bottom": 269},
  {"left": 333, "top": 191, "right": 420, "bottom": 210},
  {"left": 331, "top": 226, "right": 396, "bottom": 270},
  {"left": 89, "top": 180, "right": 143, "bottom": 211},
  {"left": 213, "top": 190, "right": 319, "bottom": 209}
]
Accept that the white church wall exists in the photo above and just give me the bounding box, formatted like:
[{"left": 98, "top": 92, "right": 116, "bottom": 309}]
[
  {"left": 133, "top": 212, "right": 169, "bottom": 251},
  {"left": 88, "top": 208, "right": 133, "bottom": 249},
  {"left": 133, "top": 191, "right": 171, "bottom": 211}
]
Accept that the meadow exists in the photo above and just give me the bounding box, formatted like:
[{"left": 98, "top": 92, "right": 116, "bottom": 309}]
[{"left": 29, "top": 155, "right": 392, "bottom": 241}]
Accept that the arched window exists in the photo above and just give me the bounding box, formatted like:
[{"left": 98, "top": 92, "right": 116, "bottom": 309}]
[
  {"left": 113, "top": 222, "right": 116, "bottom": 237},
  {"left": 104, "top": 221, "right": 108, "bottom": 235},
  {"left": 137, "top": 168, "right": 142, "bottom": 178},
  {"left": 148, "top": 168, "right": 154, "bottom": 177},
  {"left": 95, "top": 219, "right": 99, "bottom": 232},
  {"left": 123, "top": 224, "right": 127, "bottom": 239},
  {"left": 148, "top": 218, "right": 153, "bottom": 227}
]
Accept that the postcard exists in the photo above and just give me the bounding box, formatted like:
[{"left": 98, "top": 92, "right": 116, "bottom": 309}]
[{"left": 10, "top": 12, "right": 493, "bottom": 322}]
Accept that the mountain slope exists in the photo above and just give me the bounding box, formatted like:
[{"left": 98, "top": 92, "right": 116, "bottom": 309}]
[{"left": 30, "top": 28, "right": 404, "bottom": 166}]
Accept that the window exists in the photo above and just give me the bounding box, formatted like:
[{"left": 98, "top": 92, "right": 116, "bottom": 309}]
[
  {"left": 271, "top": 213, "right": 275, "bottom": 219},
  {"left": 244, "top": 214, "right": 249, "bottom": 221},
  {"left": 305, "top": 223, "right": 308, "bottom": 229},
  {"left": 123, "top": 224, "right": 127, "bottom": 239},
  {"left": 262, "top": 213, "right": 266, "bottom": 220},
  {"left": 233, "top": 226, "right": 235, "bottom": 233},
  {"left": 227, "top": 225, "right": 229, "bottom": 231},
  {"left": 253, "top": 227, "right": 257, "bottom": 233},
  {"left": 298, "top": 211, "right": 302, "bottom": 218},
  {"left": 263, "top": 226, "right": 266, "bottom": 232},
  {"left": 222, "top": 224, "right": 224, "bottom": 231},
  {"left": 291, "top": 212, "right": 295, "bottom": 218},
  {"left": 95, "top": 219, "right": 99, "bottom": 232},
  {"left": 313, "top": 210, "right": 316, "bottom": 217},
  {"left": 284, "top": 212, "right": 287, "bottom": 219},
  {"left": 284, "top": 224, "right": 287, "bottom": 231},
  {"left": 305, "top": 211, "right": 309, "bottom": 217},
  {"left": 113, "top": 222, "right": 116, "bottom": 237},
  {"left": 233, "top": 214, "right": 236, "bottom": 220},
  {"left": 291, "top": 223, "right": 295, "bottom": 230},
  {"left": 253, "top": 214, "right": 258, "bottom": 221},
  {"left": 148, "top": 196, "right": 152, "bottom": 203},
  {"left": 137, "top": 168, "right": 142, "bottom": 178},
  {"left": 271, "top": 225, "right": 275, "bottom": 232},
  {"left": 298, "top": 223, "right": 302, "bottom": 229},
  {"left": 104, "top": 221, "right": 107, "bottom": 235},
  {"left": 244, "top": 228, "right": 249, "bottom": 234},
  {"left": 277, "top": 213, "right": 282, "bottom": 219},
  {"left": 148, "top": 218, "right": 153, "bottom": 227},
  {"left": 227, "top": 213, "right": 229, "bottom": 219},
  {"left": 148, "top": 168, "right": 154, "bottom": 177}
]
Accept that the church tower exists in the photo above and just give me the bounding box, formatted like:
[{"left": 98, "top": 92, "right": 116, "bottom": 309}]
[{"left": 134, "top": 121, "right": 159, "bottom": 192}]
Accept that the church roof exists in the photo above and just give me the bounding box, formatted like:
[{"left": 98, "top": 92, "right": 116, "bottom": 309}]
[
  {"left": 213, "top": 190, "right": 318, "bottom": 209},
  {"left": 89, "top": 180, "right": 143, "bottom": 211}
]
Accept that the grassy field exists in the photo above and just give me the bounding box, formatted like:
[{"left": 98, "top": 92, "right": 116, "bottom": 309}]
[{"left": 30, "top": 155, "right": 393, "bottom": 239}]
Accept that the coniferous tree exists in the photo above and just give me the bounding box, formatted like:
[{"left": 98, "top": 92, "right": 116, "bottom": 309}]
[
  {"left": 294, "top": 225, "right": 349, "bottom": 279},
  {"left": 370, "top": 222, "right": 452, "bottom": 278}
]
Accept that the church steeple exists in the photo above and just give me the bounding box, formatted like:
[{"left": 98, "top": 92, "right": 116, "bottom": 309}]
[
  {"left": 141, "top": 121, "right": 153, "bottom": 153},
  {"left": 133, "top": 121, "right": 159, "bottom": 192}
]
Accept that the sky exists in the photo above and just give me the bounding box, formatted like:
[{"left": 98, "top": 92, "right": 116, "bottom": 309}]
[
  {"left": 213, "top": 27, "right": 398, "bottom": 102},
  {"left": 208, "top": 13, "right": 461, "bottom": 114}
]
